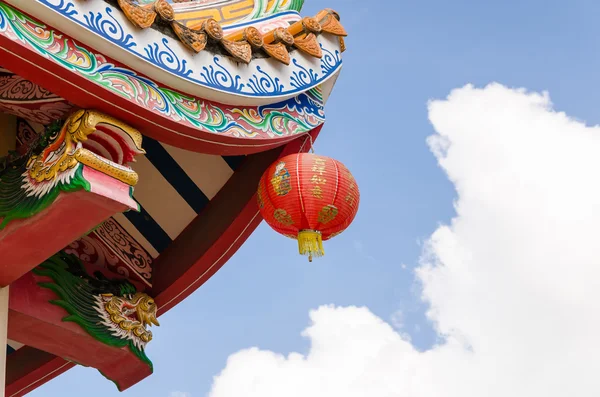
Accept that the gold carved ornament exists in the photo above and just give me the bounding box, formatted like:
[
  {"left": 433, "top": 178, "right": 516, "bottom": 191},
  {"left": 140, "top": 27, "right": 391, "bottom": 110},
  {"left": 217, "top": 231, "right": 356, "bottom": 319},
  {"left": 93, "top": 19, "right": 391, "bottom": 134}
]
[
  {"left": 115, "top": 1, "right": 348, "bottom": 63},
  {"left": 102, "top": 292, "right": 160, "bottom": 343},
  {"left": 27, "top": 110, "right": 144, "bottom": 186},
  {"left": 118, "top": 0, "right": 157, "bottom": 29}
]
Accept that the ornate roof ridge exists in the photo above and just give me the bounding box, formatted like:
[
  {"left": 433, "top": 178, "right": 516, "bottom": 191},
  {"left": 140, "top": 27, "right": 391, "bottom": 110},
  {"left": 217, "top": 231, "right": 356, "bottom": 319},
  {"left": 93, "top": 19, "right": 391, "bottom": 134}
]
[{"left": 117, "top": 1, "right": 347, "bottom": 65}]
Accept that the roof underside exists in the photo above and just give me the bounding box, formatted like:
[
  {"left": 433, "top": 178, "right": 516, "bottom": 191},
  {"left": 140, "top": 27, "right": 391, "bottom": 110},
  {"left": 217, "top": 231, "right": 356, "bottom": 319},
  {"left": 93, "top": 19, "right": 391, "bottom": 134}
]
[
  {"left": 0, "top": 102, "right": 247, "bottom": 289},
  {"left": 0, "top": 0, "right": 336, "bottom": 391},
  {"left": 113, "top": 138, "right": 245, "bottom": 259}
]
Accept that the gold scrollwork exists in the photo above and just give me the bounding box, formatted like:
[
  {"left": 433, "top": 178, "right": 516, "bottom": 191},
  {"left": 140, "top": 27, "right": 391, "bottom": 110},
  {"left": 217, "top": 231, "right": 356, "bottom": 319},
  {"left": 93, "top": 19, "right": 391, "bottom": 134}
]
[
  {"left": 274, "top": 208, "right": 294, "bottom": 226},
  {"left": 318, "top": 204, "right": 338, "bottom": 224},
  {"left": 28, "top": 110, "right": 144, "bottom": 186},
  {"left": 102, "top": 292, "right": 160, "bottom": 344}
]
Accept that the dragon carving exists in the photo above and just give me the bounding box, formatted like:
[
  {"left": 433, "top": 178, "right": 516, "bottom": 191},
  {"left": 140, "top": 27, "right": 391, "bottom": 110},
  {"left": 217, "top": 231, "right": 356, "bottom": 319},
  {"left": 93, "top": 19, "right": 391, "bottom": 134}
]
[
  {"left": 98, "top": 292, "right": 160, "bottom": 350},
  {"left": 0, "top": 109, "right": 145, "bottom": 229},
  {"left": 34, "top": 252, "right": 159, "bottom": 368}
]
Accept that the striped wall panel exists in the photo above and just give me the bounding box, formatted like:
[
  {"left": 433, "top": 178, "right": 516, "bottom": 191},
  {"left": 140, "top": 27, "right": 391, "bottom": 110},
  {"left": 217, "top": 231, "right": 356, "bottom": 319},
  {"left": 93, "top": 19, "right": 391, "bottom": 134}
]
[{"left": 115, "top": 137, "right": 246, "bottom": 259}]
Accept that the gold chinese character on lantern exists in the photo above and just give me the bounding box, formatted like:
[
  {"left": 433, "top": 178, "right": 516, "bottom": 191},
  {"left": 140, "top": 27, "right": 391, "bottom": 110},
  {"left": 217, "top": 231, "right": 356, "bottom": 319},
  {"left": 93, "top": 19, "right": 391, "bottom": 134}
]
[
  {"left": 312, "top": 158, "right": 326, "bottom": 175},
  {"left": 345, "top": 193, "right": 356, "bottom": 207},
  {"left": 310, "top": 175, "right": 327, "bottom": 185},
  {"left": 312, "top": 185, "right": 323, "bottom": 199}
]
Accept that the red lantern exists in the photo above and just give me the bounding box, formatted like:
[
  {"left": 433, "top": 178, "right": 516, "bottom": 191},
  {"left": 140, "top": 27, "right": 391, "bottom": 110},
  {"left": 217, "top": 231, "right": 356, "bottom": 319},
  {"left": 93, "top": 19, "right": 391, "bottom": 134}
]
[{"left": 257, "top": 153, "right": 360, "bottom": 261}]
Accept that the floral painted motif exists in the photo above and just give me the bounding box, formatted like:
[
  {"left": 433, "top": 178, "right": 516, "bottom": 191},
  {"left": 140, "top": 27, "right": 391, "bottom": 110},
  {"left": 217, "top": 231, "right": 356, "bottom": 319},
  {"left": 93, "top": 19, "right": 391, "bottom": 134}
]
[
  {"left": 34, "top": 252, "right": 159, "bottom": 372},
  {"left": 65, "top": 218, "right": 154, "bottom": 287},
  {"left": 271, "top": 161, "right": 292, "bottom": 196},
  {"left": 0, "top": 68, "right": 73, "bottom": 125},
  {"left": 0, "top": 3, "right": 326, "bottom": 139},
  {"left": 35, "top": 0, "right": 342, "bottom": 97}
]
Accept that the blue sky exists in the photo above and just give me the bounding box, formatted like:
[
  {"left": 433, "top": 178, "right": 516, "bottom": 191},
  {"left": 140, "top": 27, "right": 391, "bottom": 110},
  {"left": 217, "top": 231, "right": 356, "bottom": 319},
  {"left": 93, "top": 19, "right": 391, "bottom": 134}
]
[{"left": 32, "top": 0, "right": 600, "bottom": 396}]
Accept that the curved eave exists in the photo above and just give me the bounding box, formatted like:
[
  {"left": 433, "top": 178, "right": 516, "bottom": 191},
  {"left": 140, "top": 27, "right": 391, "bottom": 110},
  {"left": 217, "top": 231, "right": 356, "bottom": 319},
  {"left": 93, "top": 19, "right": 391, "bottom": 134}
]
[
  {"left": 150, "top": 127, "right": 320, "bottom": 312},
  {"left": 0, "top": 3, "right": 331, "bottom": 155},
  {"left": 4, "top": 127, "right": 321, "bottom": 397},
  {"left": 6, "top": 1, "right": 343, "bottom": 107},
  {"left": 6, "top": 347, "right": 73, "bottom": 397}
]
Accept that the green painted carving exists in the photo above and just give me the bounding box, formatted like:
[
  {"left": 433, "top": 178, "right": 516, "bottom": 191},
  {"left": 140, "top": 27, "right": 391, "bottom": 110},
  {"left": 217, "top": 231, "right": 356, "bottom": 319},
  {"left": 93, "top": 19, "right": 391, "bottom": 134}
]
[
  {"left": 0, "top": 109, "right": 143, "bottom": 229},
  {"left": 243, "top": 0, "right": 305, "bottom": 21},
  {"left": 135, "top": 0, "right": 305, "bottom": 20},
  {"left": 0, "top": 120, "right": 90, "bottom": 229},
  {"left": 33, "top": 252, "right": 160, "bottom": 370}
]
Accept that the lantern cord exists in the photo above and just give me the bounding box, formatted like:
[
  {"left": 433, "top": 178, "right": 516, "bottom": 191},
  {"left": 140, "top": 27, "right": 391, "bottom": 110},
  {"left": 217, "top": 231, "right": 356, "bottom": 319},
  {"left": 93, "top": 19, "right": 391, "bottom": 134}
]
[{"left": 299, "top": 133, "right": 315, "bottom": 154}]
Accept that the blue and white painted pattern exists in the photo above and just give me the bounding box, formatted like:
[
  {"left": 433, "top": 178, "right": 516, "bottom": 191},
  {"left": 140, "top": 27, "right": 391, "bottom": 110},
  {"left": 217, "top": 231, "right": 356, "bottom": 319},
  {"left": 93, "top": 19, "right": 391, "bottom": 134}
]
[{"left": 25, "top": 0, "right": 343, "bottom": 103}]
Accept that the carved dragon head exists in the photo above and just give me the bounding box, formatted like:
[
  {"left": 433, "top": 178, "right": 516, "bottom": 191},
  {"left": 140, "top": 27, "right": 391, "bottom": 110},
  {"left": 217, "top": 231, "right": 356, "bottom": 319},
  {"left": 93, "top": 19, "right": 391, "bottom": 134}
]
[
  {"left": 99, "top": 291, "right": 160, "bottom": 348},
  {"left": 0, "top": 109, "right": 145, "bottom": 229},
  {"left": 131, "top": 292, "right": 160, "bottom": 329},
  {"left": 26, "top": 109, "right": 145, "bottom": 195}
]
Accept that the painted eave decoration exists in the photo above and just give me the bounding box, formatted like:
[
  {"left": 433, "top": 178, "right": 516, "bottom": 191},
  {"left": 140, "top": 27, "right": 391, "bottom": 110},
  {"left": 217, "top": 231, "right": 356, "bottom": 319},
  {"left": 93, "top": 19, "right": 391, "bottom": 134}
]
[
  {"left": 0, "top": 3, "right": 330, "bottom": 153},
  {"left": 0, "top": 68, "right": 72, "bottom": 125},
  {"left": 6, "top": 0, "right": 347, "bottom": 106},
  {"left": 0, "top": 1, "right": 353, "bottom": 394},
  {"left": 0, "top": 110, "right": 145, "bottom": 286}
]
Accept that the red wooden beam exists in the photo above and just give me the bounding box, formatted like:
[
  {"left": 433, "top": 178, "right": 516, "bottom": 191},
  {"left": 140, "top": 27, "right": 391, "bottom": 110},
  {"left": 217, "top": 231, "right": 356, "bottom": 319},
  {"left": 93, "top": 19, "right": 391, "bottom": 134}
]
[
  {"left": 0, "top": 169, "right": 137, "bottom": 287},
  {"left": 7, "top": 271, "right": 152, "bottom": 392},
  {"left": 152, "top": 128, "right": 321, "bottom": 313},
  {"left": 6, "top": 347, "right": 73, "bottom": 397},
  {"left": 1, "top": 127, "right": 320, "bottom": 394}
]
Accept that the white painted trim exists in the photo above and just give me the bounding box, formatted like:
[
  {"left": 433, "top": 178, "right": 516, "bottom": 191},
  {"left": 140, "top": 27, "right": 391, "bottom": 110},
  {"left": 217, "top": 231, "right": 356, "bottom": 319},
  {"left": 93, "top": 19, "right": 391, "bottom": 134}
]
[
  {"left": 161, "top": 210, "right": 261, "bottom": 311},
  {"left": 0, "top": 287, "right": 8, "bottom": 397},
  {"left": 8, "top": 0, "right": 342, "bottom": 106},
  {"left": 8, "top": 363, "right": 72, "bottom": 397}
]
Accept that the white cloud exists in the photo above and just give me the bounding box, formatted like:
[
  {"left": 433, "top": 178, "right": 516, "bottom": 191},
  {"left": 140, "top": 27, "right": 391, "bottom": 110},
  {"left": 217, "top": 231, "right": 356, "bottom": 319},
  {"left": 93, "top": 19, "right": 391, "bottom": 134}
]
[
  {"left": 208, "top": 84, "right": 600, "bottom": 396},
  {"left": 390, "top": 309, "right": 405, "bottom": 330}
]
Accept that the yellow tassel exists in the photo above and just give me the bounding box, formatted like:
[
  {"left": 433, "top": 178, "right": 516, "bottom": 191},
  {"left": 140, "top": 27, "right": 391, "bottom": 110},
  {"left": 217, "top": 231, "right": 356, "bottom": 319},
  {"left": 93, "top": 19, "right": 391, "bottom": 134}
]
[{"left": 298, "top": 230, "right": 324, "bottom": 262}]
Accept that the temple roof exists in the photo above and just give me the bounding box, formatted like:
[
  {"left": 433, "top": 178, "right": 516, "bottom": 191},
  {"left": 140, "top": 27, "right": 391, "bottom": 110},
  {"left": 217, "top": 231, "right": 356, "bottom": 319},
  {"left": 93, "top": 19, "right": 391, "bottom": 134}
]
[{"left": 0, "top": 0, "right": 344, "bottom": 393}]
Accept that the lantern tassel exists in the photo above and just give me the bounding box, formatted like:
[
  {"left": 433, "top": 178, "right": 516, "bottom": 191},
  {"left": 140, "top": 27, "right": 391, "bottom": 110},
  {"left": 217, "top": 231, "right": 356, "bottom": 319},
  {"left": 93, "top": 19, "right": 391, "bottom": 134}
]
[{"left": 298, "top": 230, "right": 324, "bottom": 262}]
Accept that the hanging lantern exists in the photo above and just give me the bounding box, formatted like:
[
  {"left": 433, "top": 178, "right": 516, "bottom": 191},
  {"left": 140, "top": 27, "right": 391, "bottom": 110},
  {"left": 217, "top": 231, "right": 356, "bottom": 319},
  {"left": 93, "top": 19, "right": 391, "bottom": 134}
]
[{"left": 257, "top": 153, "right": 360, "bottom": 261}]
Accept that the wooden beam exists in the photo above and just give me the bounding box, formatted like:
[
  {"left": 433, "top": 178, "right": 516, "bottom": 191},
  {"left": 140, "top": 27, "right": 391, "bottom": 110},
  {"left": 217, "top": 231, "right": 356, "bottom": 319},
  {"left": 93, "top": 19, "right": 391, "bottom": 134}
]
[
  {"left": 151, "top": 128, "right": 321, "bottom": 314},
  {"left": 5, "top": 347, "right": 73, "bottom": 397},
  {"left": 1, "top": 128, "right": 320, "bottom": 394},
  {"left": 0, "top": 114, "right": 16, "bottom": 158},
  {"left": 7, "top": 272, "right": 152, "bottom": 392}
]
